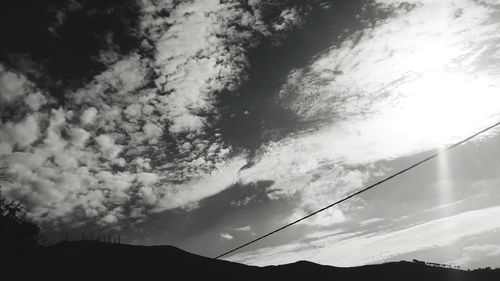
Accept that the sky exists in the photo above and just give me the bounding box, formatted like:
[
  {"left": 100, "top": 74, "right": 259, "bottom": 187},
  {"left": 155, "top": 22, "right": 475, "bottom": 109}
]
[{"left": 1, "top": 0, "right": 500, "bottom": 270}]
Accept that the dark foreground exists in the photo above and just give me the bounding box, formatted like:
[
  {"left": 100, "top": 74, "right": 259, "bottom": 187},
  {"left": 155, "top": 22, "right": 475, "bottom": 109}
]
[{"left": 1, "top": 241, "right": 499, "bottom": 281}]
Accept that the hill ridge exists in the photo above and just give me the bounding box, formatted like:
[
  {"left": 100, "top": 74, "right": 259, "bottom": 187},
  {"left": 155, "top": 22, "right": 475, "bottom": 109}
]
[{"left": 2, "top": 241, "right": 499, "bottom": 281}]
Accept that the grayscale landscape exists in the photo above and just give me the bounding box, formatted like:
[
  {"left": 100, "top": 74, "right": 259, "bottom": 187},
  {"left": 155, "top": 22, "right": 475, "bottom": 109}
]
[{"left": 1, "top": 0, "right": 500, "bottom": 280}]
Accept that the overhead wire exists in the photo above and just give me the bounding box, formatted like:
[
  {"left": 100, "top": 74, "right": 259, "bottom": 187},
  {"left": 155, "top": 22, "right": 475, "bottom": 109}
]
[{"left": 214, "top": 119, "right": 500, "bottom": 259}]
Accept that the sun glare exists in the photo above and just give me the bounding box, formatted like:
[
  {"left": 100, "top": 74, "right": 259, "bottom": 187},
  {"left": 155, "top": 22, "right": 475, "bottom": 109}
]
[{"left": 396, "top": 71, "right": 500, "bottom": 146}]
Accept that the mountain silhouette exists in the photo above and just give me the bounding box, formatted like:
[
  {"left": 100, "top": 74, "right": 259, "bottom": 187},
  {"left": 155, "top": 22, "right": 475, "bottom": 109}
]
[{"left": 1, "top": 240, "right": 498, "bottom": 281}]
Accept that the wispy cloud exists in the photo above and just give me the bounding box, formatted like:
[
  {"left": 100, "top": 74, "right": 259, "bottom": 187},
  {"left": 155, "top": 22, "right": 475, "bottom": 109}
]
[
  {"left": 229, "top": 206, "right": 500, "bottom": 267},
  {"left": 235, "top": 0, "right": 500, "bottom": 229},
  {"left": 220, "top": 0, "right": 500, "bottom": 266},
  {"left": 359, "top": 218, "right": 386, "bottom": 227},
  {"left": 235, "top": 226, "right": 251, "bottom": 232}
]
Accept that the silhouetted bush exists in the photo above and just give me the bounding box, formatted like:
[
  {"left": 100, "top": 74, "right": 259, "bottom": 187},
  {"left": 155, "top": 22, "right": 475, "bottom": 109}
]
[
  {"left": 0, "top": 164, "right": 40, "bottom": 252},
  {"left": 0, "top": 192, "right": 41, "bottom": 250}
]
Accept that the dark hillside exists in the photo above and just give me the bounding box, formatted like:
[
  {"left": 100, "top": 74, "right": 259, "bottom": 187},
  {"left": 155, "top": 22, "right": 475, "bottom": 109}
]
[{"left": 1, "top": 241, "right": 499, "bottom": 281}]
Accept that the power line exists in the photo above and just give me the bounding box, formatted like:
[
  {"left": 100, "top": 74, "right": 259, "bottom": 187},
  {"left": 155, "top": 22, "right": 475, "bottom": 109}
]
[{"left": 214, "top": 119, "right": 500, "bottom": 259}]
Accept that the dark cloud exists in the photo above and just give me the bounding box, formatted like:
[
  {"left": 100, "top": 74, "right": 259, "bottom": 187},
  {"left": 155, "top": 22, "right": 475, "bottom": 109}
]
[{"left": 0, "top": 0, "right": 142, "bottom": 100}]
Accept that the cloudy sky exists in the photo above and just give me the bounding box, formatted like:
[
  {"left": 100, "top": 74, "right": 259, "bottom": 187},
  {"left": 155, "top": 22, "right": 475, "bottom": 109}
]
[{"left": 1, "top": 0, "right": 500, "bottom": 269}]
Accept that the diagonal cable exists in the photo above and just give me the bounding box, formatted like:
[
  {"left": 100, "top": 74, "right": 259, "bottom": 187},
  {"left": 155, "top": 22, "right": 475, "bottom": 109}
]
[{"left": 214, "top": 120, "right": 500, "bottom": 259}]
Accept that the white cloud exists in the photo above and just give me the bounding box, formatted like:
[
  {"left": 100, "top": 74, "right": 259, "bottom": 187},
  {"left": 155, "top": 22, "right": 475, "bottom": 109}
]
[
  {"left": 449, "top": 244, "right": 500, "bottom": 269},
  {"left": 220, "top": 232, "right": 234, "bottom": 241},
  {"left": 167, "top": 115, "right": 205, "bottom": 134},
  {"left": 229, "top": 206, "right": 500, "bottom": 267},
  {"left": 80, "top": 107, "right": 98, "bottom": 125},
  {"left": 139, "top": 186, "right": 158, "bottom": 207},
  {"left": 95, "top": 134, "right": 122, "bottom": 159},
  {"left": 273, "top": 8, "right": 301, "bottom": 31},
  {"left": 279, "top": 0, "right": 500, "bottom": 139},
  {"left": 3, "top": 0, "right": 498, "bottom": 245},
  {"left": 104, "top": 54, "right": 146, "bottom": 93},
  {"left": 95, "top": 171, "right": 134, "bottom": 204},
  {"left": 142, "top": 122, "right": 163, "bottom": 144},
  {"left": 235, "top": 226, "right": 251, "bottom": 232},
  {"left": 0, "top": 65, "right": 31, "bottom": 105},
  {"left": 124, "top": 104, "right": 141, "bottom": 118},
  {"left": 101, "top": 214, "right": 119, "bottom": 224},
  {"left": 233, "top": 0, "right": 500, "bottom": 226},
  {"left": 24, "top": 92, "right": 47, "bottom": 111},
  {"left": 141, "top": 0, "right": 302, "bottom": 135},
  {"left": 154, "top": 156, "right": 247, "bottom": 211},
  {"left": 0, "top": 114, "right": 40, "bottom": 147},
  {"left": 137, "top": 172, "right": 159, "bottom": 186},
  {"left": 359, "top": 218, "right": 386, "bottom": 226},
  {"left": 0, "top": 0, "right": 307, "bottom": 227},
  {"left": 0, "top": 0, "right": 302, "bottom": 227},
  {"left": 292, "top": 208, "right": 346, "bottom": 227},
  {"left": 69, "top": 127, "right": 90, "bottom": 148},
  {"left": 147, "top": 0, "right": 243, "bottom": 134},
  {"left": 239, "top": 147, "right": 369, "bottom": 226},
  {"left": 134, "top": 157, "right": 151, "bottom": 171}
]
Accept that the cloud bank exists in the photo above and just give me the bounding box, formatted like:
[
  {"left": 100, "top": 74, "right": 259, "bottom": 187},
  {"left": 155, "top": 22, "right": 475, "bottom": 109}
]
[
  {"left": 229, "top": 206, "right": 500, "bottom": 267},
  {"left": 0, "top": 0, "right": 310, "bottom": 230}
]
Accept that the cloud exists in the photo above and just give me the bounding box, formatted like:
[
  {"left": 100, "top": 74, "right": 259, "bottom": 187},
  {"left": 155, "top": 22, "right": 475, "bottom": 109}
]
[
  {"left": 0, "top": 114, "right": 40, "bottom": 147},
  {"left": 0, "top": 0, "right": 312, "bottom": 232},
  {"left": 238, "top": 145, "right": 371, "bottom": 226},
  {"left": 450, "top": 244, "right": 500, "bottom": 269},
  {"left": 359, "top": 218, "right": 386, "bottom": 226},
  {"left": 288, "top": 208, "right": 346, "bottom": 227},
  {"left": 1, "top": 0, "right": 499, "bottom": 255},
  {"left": 278, "top": 0, "right": 500, "bottom": 151},
  {"left": 144, "top": 0, "right": 255, "bottom": 134},
  {"left": 142, "top": 0, "right": 304, "bottom": 135},
  {"left": 232, "top": 0, "right": 500, "bottom": 226},
  {"left": 229, "top": 206, "right": 500, "bottom": 267},
  {"left": 154, "top": 156, "right": 247, "bottom": 211},
  {"left": 220, "top": 232, "right": 234, "bottom": 241},
  {"left": 69, "top": 127, "right": 90, "bottom": 148},
  {"left": 235, "top": 226, "right": 251, "bottom": 232},
  {"left": 208, "top": 0, "right": 500, "bottom": 264},
  {"left": 273, "top": 8, "right": 301, "bottom": 31},
  {"left": 230, "top": 196, "right": 256, "bottom": 207},
  {"left": 102, "top": 54, "right": 147, "bottom": 93},
  {"left": 138, "top": 186, "right": 157, "bottom": 207},
  {"left": 102, "top": 214, "right": 119, "bottom": 225},
  {"left": 168, "top": 115, "right": 205, "bottom": 134},
  {"left": 80, "top": 107, "right": 97, "bottom": 125},
  {"left": 24, "top": 92, "right": 47, "bottom": 111},
  {"left": 0, "top": 65, "right": 31, "bottom": 105},
  {"left": 95, "top": 134, "right": 123, "bottom": 159}
]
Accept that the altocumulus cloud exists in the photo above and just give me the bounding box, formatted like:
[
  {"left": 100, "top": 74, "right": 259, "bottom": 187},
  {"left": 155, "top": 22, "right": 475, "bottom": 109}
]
[{"left": 0, "top": 0, "right": 308, "bottom": 230}]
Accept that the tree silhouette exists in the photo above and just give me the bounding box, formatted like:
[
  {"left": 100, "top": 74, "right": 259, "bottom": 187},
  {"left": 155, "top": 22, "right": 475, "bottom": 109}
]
[{"left": 0, "top": 164, "right": 41, "bottom": 251}]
